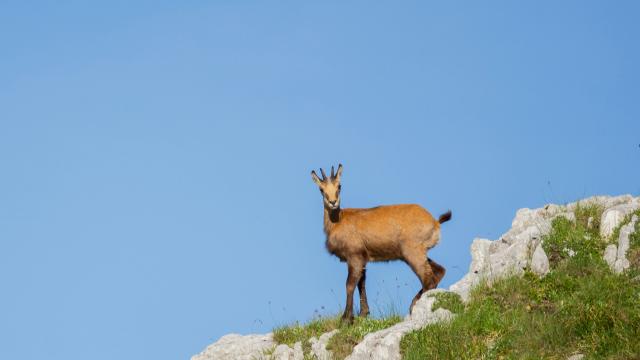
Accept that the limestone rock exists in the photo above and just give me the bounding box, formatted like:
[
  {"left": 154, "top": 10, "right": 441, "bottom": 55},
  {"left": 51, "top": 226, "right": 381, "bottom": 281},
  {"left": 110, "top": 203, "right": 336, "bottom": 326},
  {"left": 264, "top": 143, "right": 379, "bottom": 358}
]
[
  {"left": 567, "top": 194, "right": 633, "bottom": 213},
  {"left": 191, "top": 333, "right": 275, "bottom": 360},
  {"left": 271, "top": 342, "right": 303, "bottom": 360},
  {"left": 612, "top": 215, "right": 638, "bottom": 273},
  {"left": 604, "top": 244, "right": 617, "bottom": 268},
  {"left": 603, "top": 214, "right": 638, "bottom": 273},
  {"left": 600, "top": 200, "right": 639, "bottom": 238},
  {"left": 601, "top": 206, "right": 626, "bottom": 238},
  {"left": 530, "top": 244, "right": 550, "bottom": 276},
  {"left": 448, "top": 238, "right": 492, "bottom": 301},
  {"left": 450, "top": 222, "right": 546, "bottom": 300},
  {"left": 309, "top": 329, "right": 338, "bottom": 360}
]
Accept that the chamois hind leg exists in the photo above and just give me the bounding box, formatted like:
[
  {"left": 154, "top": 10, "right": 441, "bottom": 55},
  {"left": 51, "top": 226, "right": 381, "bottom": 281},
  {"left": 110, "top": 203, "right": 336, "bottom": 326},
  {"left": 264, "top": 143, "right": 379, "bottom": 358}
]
[
  {"left": 342, "top": 258, "right": 365, "bottom": 324},
  {"left": 357, "top": 268, "right": 370, "bottom": 317},
  {"left": 428, "top": 257, "right": 446, "bottom": 288},
  {"left": 404, "top": 251, "right": 437, "bottom": 314}
]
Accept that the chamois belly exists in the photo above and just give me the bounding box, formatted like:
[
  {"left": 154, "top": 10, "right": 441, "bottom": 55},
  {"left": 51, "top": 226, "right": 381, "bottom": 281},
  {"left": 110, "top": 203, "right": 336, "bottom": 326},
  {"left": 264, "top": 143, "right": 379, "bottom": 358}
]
[{"left": 361, "top": 235, "right": 403, "bottom": 262}]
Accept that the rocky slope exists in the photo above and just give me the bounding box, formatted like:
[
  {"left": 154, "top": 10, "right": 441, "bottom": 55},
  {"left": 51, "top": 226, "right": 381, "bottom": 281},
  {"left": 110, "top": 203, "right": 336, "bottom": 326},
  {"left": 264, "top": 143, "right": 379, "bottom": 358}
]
[{"left": 192, "top": 194, "right": 640, "bottom": 360}]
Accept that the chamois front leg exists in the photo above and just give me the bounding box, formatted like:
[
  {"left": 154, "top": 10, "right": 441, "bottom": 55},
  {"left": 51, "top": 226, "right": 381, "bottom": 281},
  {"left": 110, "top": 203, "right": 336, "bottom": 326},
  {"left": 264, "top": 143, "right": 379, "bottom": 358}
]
[
  {"left": 357, "top": 268, "right": 370, "bottom": 317},
  {"left": 342, "top": 259, "right": 365, "bottom": 324}
]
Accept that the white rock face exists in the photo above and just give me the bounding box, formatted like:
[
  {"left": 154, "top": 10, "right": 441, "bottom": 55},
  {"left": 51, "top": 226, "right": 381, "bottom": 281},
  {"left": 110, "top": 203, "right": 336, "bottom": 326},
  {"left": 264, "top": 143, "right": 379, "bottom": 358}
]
[
  {"left": 604, "top": 215, "right": 638, "bottom": 274},
  {"left": 272, "top": 341, "right": 303, "bottom": 360},
  {"left": 604, "top": 244, "right": 618, "bottom": 269},
  {"left": 449, "top": 238, "right": 492, "bottom": 301},
  {"left": 309, "top": 329, "right": 338, "bottom": 360},
  {"left": 531, "top": 243, "right": 550, "bottom": 276},
  {"left": 191, "top": 333, "right": 275, "bottom": 360},
  {"left": 600, "top": 197, "right": 640, "bottom": 238},
  {"left": 192, "top": 194, "right": 639, "bottom": 360}
]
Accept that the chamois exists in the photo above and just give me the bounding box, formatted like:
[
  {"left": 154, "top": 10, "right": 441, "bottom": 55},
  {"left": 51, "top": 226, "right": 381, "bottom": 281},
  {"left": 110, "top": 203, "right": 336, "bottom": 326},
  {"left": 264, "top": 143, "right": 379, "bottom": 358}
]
[{"left": 311, "top": 164, "right": 451, "bottom": 323}]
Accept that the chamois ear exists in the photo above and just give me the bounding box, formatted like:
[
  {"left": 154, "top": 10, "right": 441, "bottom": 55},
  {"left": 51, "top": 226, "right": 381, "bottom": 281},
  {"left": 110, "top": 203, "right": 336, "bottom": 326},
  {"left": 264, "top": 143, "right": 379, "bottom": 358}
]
[
  {"left": 311, "top": 170, "right": 323, "bottom": 186},
  {"left": 335, "top": 164, "right": 343, "bottom": 181}
]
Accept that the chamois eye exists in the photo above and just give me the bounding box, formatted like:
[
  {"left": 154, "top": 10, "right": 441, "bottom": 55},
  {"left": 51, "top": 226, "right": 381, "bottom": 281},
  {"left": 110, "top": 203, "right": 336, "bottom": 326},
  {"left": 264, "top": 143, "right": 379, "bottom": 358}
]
[
  {"left": 320, "top": 189, "right": 324, "bottom": 195},
  {"left": 338, "top": 185, "right": 342, "bottom": 191}
]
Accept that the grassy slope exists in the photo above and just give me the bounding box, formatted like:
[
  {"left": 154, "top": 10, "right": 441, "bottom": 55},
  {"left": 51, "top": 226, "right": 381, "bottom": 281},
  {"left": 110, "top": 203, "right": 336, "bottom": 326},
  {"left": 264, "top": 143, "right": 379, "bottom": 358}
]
[{"left": 401, "top": 205, "right": 640, "bottom": 360}]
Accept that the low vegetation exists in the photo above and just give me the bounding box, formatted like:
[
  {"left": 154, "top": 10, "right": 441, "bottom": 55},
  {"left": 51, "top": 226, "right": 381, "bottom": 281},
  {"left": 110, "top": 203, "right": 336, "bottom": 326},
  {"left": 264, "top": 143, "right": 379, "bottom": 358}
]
[
  {"left": 272, "top": 313, "right": 402, "bottom": 359},
  {"left": 431, "top": 291, "right": 464, "bottom": 314},
  {"left": 326, "top": 315, "right": 402, "bottom": 359},
  {"left": 400, "top": 204, "right": 640, "bottom": 359},
  {"left": 273, "top": 316, "right": 340, "bottom": 356}
]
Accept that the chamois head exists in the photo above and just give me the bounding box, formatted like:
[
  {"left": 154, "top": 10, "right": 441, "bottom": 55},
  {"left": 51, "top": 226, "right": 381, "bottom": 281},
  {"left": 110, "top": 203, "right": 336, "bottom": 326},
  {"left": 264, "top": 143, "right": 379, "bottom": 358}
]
[{"left": 311, "top": 164, "right": 343, "bottom": 210}]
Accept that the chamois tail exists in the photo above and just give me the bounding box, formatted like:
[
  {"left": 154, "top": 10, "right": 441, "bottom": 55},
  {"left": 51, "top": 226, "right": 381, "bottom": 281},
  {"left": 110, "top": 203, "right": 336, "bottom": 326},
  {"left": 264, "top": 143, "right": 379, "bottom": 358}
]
[{"left": 438, "top": 210, "right": 452, "bottom": 224}]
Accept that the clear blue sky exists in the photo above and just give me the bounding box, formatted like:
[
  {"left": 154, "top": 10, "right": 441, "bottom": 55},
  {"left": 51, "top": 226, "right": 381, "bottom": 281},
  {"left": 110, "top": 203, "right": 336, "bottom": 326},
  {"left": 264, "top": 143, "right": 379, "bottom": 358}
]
[{"left": 1, "top": 1, "right": 639, "bottom": 359}]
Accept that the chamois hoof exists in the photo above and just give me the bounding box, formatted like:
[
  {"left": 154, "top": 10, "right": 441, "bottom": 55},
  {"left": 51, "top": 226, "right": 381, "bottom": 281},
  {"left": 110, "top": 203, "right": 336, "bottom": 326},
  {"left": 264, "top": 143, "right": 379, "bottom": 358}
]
[{"left": 358, "top": 309, "right": 370, "bottom": 318}]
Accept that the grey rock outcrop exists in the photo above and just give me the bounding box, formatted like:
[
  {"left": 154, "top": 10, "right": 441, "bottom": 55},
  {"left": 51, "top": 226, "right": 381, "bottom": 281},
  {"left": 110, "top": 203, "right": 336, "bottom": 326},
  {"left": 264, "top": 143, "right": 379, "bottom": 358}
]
[
  {"left": 604, "top": 215, "right": 638, "bottom": 273},
  {"left": 191, "top": 333, "right": 274, "bottom": 360},
  {"left": 309, "top": 329, "right": 339, "bottom": 360},
  {"left": 530, "top": 243, "right": 550, "bottom": 276},
  {"left": 448, "top": 207, "right": 554, "bottom": 301},
  {"left": 600, "top": 197, "right": 640, "bottom": 238},
  {"left": 272, "top": 341, "right": 304, "bottom": 360},
  {"left": 604, "top": 244, "right": 618, "bottom": 269}
]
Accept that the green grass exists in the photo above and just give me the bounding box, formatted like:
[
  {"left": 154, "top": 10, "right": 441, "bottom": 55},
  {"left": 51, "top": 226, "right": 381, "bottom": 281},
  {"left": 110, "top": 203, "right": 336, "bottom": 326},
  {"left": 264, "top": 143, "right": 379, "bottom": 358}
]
[
  {"left": 272, "top": 313, "right": 402, "bottom": 359},
  {"left": 400, "top": 205, "right": 640, "bottom": 360},
  {"left": 573, "top": 201, "right": 605, "bottom": 236},
  {"left": 543, "top": 215, "right": 606, "bottom": 268},
  {"left": 272, "top": 315, "right": 341, "bottom": 355},
  {"left": 432, "top": 291, "right": 464, "bottom": 314}
]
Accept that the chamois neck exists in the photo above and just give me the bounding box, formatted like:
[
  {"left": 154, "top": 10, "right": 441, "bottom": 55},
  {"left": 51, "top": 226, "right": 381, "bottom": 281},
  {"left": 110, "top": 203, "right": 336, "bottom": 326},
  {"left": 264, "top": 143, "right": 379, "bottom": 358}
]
[{"left": 323, "top": 207, "right": 341, "bottom": 234}]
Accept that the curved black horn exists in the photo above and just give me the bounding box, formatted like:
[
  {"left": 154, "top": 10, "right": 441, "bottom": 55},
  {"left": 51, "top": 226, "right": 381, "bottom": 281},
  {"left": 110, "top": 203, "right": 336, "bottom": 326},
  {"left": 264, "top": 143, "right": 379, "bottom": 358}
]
[
  {"left": 330, "top": 165, "right": 335, "bottom": 178},
  {"left": 319, "top": 168, "right": 327, "bottom": 180}
]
